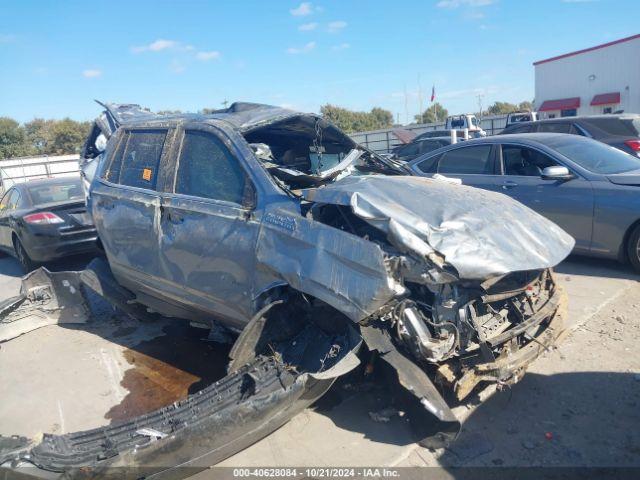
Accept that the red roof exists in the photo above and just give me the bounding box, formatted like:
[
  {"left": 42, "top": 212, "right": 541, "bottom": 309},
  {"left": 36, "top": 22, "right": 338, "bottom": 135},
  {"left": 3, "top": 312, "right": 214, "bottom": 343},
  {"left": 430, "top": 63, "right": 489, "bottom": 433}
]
[
  {"left": 534, "top": 33, "right": 640, "bottom": 66},
  {"left": 538, "top": 97, "right": 581, "bottom": 112},
  {"left": 591, "top": 92, "right": 621, "bottom": 106}
]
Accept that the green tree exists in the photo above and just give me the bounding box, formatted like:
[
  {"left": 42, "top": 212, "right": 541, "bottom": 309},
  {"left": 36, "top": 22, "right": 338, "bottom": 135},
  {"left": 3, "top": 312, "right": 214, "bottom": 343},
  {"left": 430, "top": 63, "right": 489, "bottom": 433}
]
[
  {"left": 518, "top": 100, "right": 534, "bottom": 112},
  {"left": 24, "top": 118, "right": 54, "bottom": 155},
  {"left": 48, "top": 118, "right": 91, "bottom": 155},
  {"left": 414, "top": 103, "right": 448, "bottom": 124},
  {"left": 487, "top": 101, "right": 519, "bottom": 115},
  {"left": 0, "top": 118, "right": 30, "bottom": 159},
  {"left": 320, "top": 104, "right": 394, "bottom": 133}
]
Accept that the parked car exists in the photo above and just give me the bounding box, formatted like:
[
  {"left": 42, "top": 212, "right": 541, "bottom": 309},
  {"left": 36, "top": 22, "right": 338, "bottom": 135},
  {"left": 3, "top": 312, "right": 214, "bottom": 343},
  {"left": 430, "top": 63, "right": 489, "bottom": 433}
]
[
  {"left": 0, "top": 103, "right": 572, "bottom": 476},
  {"left": 406, "top": 133, "right": 640, "bottom": 270},
  {"left": 0, "top": 176, "right": 98, "bottom": 271},
  {"left": 390, "top": 136, "right": 453, "bottom": 162},
  {"left": 499, "top": 114, "right": 640, "bottom": 156}
]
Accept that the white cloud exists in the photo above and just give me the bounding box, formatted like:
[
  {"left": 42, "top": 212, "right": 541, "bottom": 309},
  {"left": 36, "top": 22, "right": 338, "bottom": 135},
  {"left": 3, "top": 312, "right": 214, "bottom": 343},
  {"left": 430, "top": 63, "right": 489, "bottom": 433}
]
[
  {"left": 328, "top": 20, "right": 347, "bottom": 33},
  {"left": 196, "top": 50, "right": 221, "bottom": 61},
  {"left": 131, "top": 39, "right": 178, "bottom": 53},
  {"left": 82, "top": 69, "right": 102, "bottom": 78},
  {"left": 286, "top": 41, "right": 316, "bottom": 54},
  {"left": 437, "top": 0, "right": 496, "bottom": 7},
  {"left": 298, "top": 22, "right": 318, "bottom": 31},
  {"left": 332, "top": 43, "right": 350, "bottom": 51},
  {"left": 290, "top": 2, "right": 313, "bottom": 16}
]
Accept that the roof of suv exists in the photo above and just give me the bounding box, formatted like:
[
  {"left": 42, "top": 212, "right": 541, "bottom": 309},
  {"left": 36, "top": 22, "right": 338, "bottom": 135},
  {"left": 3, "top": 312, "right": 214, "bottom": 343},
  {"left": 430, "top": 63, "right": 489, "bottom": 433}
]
[
  {"left": 501, "top": 114, "right": 640, "bottom": 131},
  {"left": 117, "top": 102, "right": 317, "bottom": 133}
]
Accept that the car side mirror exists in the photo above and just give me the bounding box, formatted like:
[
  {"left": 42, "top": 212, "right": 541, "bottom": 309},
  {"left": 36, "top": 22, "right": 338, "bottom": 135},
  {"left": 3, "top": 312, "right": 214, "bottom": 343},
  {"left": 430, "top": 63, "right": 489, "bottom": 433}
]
[{"left": 541, "top": 166, "right": 573, "bottom": 181}]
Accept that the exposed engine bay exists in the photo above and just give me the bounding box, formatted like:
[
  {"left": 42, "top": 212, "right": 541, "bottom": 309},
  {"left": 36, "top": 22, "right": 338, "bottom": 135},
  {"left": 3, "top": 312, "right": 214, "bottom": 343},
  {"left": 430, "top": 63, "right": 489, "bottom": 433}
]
[{"left": 243, "top": 114, "right": 397, "bottom": 190}]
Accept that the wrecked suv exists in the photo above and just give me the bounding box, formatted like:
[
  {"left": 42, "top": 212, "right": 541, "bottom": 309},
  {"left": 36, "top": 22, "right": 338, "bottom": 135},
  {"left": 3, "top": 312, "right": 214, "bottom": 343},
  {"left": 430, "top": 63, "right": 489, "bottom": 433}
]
[{"left": 1, "top": 103, "right": 573, "bottom": 477}]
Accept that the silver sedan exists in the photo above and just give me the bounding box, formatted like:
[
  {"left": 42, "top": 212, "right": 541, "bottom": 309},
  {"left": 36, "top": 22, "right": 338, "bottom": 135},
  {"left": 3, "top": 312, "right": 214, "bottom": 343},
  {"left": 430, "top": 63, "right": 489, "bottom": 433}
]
[{"left": 406, "top": 133, "right": 640, "bottom": 271}]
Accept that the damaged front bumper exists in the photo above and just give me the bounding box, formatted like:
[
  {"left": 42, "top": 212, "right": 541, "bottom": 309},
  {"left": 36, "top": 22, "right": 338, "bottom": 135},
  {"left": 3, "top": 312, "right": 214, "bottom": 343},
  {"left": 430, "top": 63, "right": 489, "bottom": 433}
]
[{"left": 440, "top": 287, "right": 566, "bottom": 401}]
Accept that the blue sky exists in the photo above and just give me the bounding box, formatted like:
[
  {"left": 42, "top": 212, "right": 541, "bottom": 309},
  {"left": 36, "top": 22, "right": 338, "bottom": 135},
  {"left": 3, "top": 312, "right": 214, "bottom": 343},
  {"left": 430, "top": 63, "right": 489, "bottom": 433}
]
[{"left": 0, "top": 0, "right": 638, "bottom": 123}]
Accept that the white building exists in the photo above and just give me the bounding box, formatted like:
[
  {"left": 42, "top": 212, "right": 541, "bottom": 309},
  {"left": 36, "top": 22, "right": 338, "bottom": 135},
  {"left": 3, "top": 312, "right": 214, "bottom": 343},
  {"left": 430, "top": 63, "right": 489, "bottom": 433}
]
[{"left": 534, "top": 33, "right": 640, "bottom": 118}]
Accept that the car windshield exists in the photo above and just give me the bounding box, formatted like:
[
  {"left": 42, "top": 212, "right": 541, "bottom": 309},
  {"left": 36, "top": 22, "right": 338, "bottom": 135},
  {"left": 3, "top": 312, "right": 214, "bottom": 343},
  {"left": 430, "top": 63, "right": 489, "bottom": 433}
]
[
  {"left": 27, "top": 179, "right": 84, "bottom": 206},
  {"left": 548, "top": 136, "right": 640, "bottom": 174}
]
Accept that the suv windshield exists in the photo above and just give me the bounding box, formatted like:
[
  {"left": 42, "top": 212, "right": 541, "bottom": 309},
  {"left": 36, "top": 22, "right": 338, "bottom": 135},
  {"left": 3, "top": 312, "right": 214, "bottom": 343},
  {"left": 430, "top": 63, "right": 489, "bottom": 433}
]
[{"left": 548, "top": 136, "right": 640, "bottom": 174}]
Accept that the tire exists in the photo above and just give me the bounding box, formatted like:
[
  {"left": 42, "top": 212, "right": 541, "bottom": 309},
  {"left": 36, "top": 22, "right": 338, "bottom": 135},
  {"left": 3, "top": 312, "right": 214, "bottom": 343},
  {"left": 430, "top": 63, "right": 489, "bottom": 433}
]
[
  {"left": 627, "top": 224, "right": 640, "bottom": 273},
  {"left": 14, "top": 237, "right": 37, "bottom": 273}
]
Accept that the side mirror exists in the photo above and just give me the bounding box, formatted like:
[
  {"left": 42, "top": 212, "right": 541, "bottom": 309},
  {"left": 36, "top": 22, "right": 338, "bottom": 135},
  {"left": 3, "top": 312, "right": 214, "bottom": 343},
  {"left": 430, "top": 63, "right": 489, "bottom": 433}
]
[{"left": 541, "top": 166, "right": 573, "bottom": 181}]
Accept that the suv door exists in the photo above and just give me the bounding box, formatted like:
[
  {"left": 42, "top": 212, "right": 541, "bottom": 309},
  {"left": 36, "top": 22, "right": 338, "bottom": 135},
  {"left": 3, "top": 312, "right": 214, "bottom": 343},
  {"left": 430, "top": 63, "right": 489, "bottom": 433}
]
[
  {"left": 158, "top": 124, "right": 260, "bottom": 329},
  {"left": 498, "top": 143, "right": 594, "bottom": 251},
  {"left": 91, "top": 128, "right": 173, "bottom": 292},
  {"left": 429, "top": 144, "right": 504, "bottom": 192}
]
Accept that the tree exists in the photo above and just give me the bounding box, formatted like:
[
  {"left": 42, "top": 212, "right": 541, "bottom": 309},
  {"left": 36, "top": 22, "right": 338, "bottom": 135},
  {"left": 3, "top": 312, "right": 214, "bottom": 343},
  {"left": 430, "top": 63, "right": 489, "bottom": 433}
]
[
  {"left": 487, "top": 101, "right": 519, "bottom": 115},
  {"left": 320, "top": 104, "right": 394, "bottom": 133},
  {"left": 48, "top": 118, "right": 91, "bottom": 155},
  {"left": 518, "top": 100, "right": 534, "bottom": 112},
  {"left": 24, "top": 118, "right": 54, "bottom": 155},
  {"left": 414, "top": 103, "right": 448, "bottom": 124},
  {"left": 0, "top": 118, "right": 30, "bottom": 159}
]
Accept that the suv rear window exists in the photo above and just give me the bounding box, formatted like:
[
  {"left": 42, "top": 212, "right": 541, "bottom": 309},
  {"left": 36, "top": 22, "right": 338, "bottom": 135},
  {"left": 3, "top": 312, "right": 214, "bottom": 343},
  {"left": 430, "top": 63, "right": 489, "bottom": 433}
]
[
  {"left": 583, "top": 118, "right": 640, "bottom": 137},
  {"left": 106, "top": 130, "right": 167, "bottom": 189},
  {"left": 537, "top": 122, "right": 572, "bottom": 134},
  {"left": 502, "top": 124, "right": 533, "bottom": 134}
]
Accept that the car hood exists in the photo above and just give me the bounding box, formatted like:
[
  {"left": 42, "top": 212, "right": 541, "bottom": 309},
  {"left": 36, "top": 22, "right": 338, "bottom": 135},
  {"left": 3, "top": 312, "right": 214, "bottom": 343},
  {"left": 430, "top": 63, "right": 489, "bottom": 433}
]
[{"left": 302, "top": 175, "right": 575, "bottom": 281}]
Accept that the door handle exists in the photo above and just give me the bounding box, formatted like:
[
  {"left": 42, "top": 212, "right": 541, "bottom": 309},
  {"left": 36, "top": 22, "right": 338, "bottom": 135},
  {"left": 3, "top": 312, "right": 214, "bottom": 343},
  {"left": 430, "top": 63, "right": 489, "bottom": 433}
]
[
  {"left": 99, "top": 201, "right": 115, "bottom": 210},
  {"left": 502, "top": 181, "right": 518, "bottom": 190}
]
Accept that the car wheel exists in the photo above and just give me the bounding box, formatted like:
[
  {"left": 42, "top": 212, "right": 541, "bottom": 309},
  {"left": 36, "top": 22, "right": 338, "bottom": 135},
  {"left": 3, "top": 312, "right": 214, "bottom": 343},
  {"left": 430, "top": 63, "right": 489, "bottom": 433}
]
[
  {"left": 627, "top": 224, "right": 640, "bottom": 273},
  {"left": 14, "top": 238, "right": 37, "bottom": 273}
]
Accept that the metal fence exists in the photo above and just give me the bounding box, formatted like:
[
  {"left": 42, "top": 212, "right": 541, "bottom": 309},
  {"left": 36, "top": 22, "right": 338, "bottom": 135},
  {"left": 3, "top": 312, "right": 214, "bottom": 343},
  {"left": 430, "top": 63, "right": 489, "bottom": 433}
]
[
  {"left": 349, "top": 114, "right": 510, "bottom": 153},
  {"left": 0, "top": 154, "right": 80, "bottom": 193}
]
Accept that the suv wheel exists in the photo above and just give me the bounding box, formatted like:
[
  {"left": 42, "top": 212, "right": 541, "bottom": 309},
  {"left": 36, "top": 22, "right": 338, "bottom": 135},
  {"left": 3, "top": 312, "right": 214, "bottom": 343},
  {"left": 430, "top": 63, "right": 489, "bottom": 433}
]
[
  {"left": 14, "top": 237, "right": 37, "bottom": 273},
  {"left": 627, "top": 224, "right": 640, "bottom": 273}
]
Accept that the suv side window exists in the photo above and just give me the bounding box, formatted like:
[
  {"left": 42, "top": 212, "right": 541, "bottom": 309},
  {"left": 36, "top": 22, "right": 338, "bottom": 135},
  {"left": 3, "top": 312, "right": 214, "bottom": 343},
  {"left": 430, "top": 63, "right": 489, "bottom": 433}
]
[
  {"left": 502, "top": 145, "right": 559, "bottom": 176},
  {"left": 119, "top": 130, "right": 167, "bottom": 189},
  {"left": 175, "top": 130, "right": 247, "bottom": 205},
  {"left": 437, "top": 145, "right": 494, "bottom": 175},
  {"left": 538, "top": 122, "right": 572, "bottom": 134}
]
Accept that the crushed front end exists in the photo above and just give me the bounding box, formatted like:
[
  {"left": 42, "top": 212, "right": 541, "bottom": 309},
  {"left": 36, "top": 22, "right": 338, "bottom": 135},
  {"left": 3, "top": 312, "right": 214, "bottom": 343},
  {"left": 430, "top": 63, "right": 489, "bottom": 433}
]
[{"left": 373, "top": 268, "right": 565, "bottom": 401}]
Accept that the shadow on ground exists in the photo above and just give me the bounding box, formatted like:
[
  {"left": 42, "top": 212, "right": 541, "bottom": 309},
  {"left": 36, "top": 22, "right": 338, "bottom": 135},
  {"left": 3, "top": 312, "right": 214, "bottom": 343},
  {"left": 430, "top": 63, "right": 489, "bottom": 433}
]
[
  {"left": 556, "top": 254, "right": 638, "bottom": 281},
  {"left": 0, "top": 253, "right": 100, "bottom": 278},
  {"left": 314, "top": 371, "right": 640, "bottom": 469}
]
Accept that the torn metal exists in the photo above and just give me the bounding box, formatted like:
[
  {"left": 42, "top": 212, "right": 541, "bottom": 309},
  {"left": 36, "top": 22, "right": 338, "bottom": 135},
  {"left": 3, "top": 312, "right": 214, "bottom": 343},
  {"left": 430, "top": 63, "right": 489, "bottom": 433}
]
[{"left": 302, "top": 175, "right": 575, "bottom": 280}]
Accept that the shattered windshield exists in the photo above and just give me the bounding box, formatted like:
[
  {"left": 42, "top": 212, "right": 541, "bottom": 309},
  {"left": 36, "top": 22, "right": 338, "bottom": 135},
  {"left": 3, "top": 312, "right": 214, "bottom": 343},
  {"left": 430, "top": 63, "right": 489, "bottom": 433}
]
[{"left": 243, "top": 115, "right": 401, "bottom": 190}]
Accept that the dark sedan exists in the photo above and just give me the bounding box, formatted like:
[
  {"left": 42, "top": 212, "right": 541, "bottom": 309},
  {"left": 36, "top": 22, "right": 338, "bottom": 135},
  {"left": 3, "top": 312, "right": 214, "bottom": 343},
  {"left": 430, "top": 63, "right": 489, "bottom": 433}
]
[
  {"left": 390, "top": 136, "right": 453, "bottom": 162},
  {"left": 499, "top": 114, "right": 640, "bottom": 157},
  {"left": 406, "top": 133, "right": 640, "bottom": 271},
  {"left": 0, "top": 177, "right": 99, "bottom": 271}
]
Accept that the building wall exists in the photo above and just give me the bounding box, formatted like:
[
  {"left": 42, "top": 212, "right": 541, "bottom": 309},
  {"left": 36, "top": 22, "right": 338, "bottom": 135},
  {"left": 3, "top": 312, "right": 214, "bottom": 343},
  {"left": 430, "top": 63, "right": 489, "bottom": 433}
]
[{"left": 534, "top": 36, "right": 640, "bottom": 117}]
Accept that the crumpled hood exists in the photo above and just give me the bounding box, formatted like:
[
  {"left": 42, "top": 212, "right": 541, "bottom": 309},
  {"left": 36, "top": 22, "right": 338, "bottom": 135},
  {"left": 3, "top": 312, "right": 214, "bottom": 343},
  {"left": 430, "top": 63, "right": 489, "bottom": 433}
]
[{"left": 302, "top": 175, "right": 575, "bottom": 280}]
